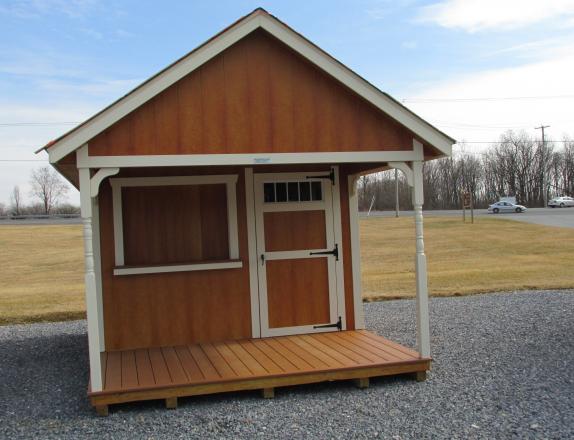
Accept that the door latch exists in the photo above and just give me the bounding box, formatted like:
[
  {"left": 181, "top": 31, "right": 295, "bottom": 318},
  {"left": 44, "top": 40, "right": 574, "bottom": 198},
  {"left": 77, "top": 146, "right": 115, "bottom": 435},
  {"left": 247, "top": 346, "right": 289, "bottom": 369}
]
[
  {"left": 260, "top": 254, "right": 265, "bottom": 266},
  {"left": 314, "top": 316, "right": 342, "bottom": 331},
  {"left": 309, "top": 244, "right": 339, "bottom": 261}
]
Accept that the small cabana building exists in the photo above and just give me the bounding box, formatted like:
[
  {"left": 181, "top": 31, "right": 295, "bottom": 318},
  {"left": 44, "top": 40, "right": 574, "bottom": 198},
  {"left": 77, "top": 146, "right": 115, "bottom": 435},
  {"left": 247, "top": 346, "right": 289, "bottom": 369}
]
[{"left": 40, "top": 9, "right": 454, "bottom": 415}]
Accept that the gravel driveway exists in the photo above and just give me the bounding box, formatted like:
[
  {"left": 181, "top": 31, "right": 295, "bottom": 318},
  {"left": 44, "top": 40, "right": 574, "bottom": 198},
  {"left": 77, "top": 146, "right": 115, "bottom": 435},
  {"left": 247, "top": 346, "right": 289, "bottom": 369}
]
[{"left": 1, "top": 290, "right": 572, "bottom": 439}]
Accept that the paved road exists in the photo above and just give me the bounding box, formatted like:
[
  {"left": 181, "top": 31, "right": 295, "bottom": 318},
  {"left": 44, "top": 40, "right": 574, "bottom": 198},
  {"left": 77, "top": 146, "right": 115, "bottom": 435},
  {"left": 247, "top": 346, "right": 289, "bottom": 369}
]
[
  {"left": 0, "top": 217, "right": 81, "bottom": 225},
  {"left": 365, "top": 207, "right": 574, "bottom": 228}
]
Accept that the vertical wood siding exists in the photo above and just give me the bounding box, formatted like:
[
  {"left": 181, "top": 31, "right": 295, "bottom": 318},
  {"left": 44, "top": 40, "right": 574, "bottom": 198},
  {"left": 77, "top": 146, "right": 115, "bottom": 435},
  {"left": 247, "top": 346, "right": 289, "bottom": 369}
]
[
  {"left": 97, "top": 164, "right": 361, "bottom": 350},
  {"left": 99, "top": 167, "right": 251, "bottom": 351},
  {"left": 88, "top": 30, "right": 414, "bottom": 156}
]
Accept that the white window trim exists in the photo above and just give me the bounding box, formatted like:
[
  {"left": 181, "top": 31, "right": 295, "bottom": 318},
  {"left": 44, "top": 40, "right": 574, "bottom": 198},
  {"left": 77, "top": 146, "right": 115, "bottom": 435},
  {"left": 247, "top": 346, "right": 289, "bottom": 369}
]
[{"left": 110, "top": 174, "right": 240, "bottom": 275}]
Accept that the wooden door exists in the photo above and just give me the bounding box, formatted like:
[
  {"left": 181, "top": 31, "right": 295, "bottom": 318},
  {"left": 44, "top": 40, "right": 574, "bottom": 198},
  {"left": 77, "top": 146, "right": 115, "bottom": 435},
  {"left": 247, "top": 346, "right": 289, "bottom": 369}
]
[{"left": 254, "top": 171, "right": 342, "bottom": 337}]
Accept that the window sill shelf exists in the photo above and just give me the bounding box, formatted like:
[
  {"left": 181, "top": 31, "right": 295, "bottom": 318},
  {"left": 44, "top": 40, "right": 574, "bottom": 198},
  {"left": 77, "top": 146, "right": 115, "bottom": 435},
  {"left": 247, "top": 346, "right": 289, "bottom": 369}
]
[{"left": 113, "top": 260, "right": 243, "bottom": 276}]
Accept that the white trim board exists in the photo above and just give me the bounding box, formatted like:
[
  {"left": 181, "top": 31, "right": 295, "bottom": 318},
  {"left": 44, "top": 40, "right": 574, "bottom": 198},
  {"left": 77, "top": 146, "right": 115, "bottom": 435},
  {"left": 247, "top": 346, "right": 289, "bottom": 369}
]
[
  {"left": 348, "top": 174, "right": 365, "bottom": 329},
  {"left": 45, "top": 9, "right": 453, "bottom": 163},
  {"left": 331, "top": 166, "right": 347, "bottom": 331},
  {"left": 76, "top": 150, "right": 422, "bottom": 169},
  {"left": 244, "top": 168, "right": 261, "bottom": 338},
  {"left": 114, "top": 261, "right": 243, "bottom": 276},
  {"left": 110, "top": 174, "right": 239, "bottom": 274}
]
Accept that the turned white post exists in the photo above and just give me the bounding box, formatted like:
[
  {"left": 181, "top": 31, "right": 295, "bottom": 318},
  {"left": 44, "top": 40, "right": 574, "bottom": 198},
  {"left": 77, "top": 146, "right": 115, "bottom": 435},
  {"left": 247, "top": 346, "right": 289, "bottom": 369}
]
[
  {"left": 79, "top": 167, "right": 103, "bottom": 391},
  {"left": 412, "top": 160, "right": 431, "bottom": 358}
]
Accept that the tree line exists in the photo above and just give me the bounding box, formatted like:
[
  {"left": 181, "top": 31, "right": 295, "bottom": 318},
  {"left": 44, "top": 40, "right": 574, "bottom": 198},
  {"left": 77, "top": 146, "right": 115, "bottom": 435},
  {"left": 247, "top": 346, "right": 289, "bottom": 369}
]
[
  {"left": 0, "top": 167, "right": 78, "bottom": 216},
  {"left": 359, "top": 130, "right": 574, "bottom": 211}
]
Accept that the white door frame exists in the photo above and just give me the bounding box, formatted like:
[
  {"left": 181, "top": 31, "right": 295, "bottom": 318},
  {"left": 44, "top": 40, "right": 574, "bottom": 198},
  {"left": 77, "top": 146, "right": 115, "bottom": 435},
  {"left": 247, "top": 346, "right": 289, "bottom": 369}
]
[{"left": 253, "top": 167, "right": 346, "bottom": 337}]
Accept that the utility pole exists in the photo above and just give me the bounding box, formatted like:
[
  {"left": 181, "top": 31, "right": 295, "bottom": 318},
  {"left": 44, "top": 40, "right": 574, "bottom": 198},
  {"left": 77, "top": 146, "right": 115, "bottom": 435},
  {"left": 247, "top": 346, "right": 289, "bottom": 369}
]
[
  {"left": 535, "top": 124, "right": 550, "bottom": 207},
  {"left": 394, "top": 168, "right": 399, "bottom": 217}
]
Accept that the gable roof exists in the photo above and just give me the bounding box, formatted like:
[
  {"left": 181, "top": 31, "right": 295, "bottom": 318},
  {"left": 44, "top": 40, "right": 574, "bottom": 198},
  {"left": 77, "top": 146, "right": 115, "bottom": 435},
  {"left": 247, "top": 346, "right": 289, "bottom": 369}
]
[{"left": 39, "top": 8, "right": 455, "bottom": 162}]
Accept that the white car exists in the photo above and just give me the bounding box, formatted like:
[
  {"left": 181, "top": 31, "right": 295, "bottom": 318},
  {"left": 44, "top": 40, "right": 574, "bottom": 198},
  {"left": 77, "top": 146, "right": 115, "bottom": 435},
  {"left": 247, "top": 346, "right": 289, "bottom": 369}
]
[
  {"left": 488, "top": 201, "right": 527, "bottom": 214},
  {"left": 548, "top": 196, "right": 574, "bottom": 208}
]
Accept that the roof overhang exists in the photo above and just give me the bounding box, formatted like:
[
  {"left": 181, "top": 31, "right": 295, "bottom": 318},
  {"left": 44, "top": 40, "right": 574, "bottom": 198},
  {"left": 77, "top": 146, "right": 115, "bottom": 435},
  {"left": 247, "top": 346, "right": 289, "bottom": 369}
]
[{"left": 40, "top": 8, "right": 455, "bottom": 163}]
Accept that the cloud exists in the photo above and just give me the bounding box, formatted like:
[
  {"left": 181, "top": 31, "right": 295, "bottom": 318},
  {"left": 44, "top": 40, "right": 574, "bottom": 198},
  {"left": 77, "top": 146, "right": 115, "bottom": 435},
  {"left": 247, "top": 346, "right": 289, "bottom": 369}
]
[
  {"left": 417, "top": 0, "right": 574, "bottom": 32},
  {"left": 79, "top": 27, "right": 103, "bottom": 40},
  {"left": 0, "top": 0, "right": 98, "bottom": 19},
  {"left": 0, "top": 48, "right": 89, "bottom": 78},
  {"left": 36, "top": 77, "right": 142, "bottom": 96},
  {"left": 366, "top": 0, "right": 417, "bottom": 20},
  {"left": 404, "top": 44, "right": 574, "bottom": 146},
  {"left": 114, "top": 29, "right": 134, "bottom": 39},
  {"left": 484, "top": 37, "right": 567, "bottom": 59}
]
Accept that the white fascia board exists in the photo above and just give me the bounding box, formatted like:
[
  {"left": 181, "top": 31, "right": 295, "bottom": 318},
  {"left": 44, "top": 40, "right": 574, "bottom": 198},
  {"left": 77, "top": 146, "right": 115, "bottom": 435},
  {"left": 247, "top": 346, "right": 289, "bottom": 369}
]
[
  {"left": 78, "top": 151, "right": 421, "bottom": 168},
  {"left": 47, "top": 15, "right": 262, "bottom": 163}
]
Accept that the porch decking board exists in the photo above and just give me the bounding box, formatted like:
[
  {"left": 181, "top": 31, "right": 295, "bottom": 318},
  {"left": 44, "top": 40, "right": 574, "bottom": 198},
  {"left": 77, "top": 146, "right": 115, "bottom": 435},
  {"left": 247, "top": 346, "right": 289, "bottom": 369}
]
[
  {"left": 317, "top": 332, "right": 377, "bottom": 363},
  {"left": 358, "top": 330, "right": 421, "bottom": 357},
  {"left": 174, "top": 346, "right": 204, "bottom": 382},
  {"left": 134, "top": 349, "right": 155, "bottom": 388},
  {"left": 188, "top": 345, "right": 219, "bottom": 380},
  {"left": 237, "top": 340, "right": 284, "bottom": 375},
  {"left": 90, "top": 330, "right": 431, "bottom": 410},
  {"left": 336, "top": 331, "right": 403, "bottom": 362}
]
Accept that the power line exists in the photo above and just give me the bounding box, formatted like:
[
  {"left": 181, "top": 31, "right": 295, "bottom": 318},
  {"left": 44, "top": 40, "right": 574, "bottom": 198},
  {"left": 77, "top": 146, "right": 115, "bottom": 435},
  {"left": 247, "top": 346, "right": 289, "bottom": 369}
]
[
  {"left": 403, "top": 94, "right": 574, "bottom": 103},
  {"left": 0, "top": 159, "right": 48, "bottom": 162},
  {"left": 456, "top": 140, "right": 571, "bottom": 144},
  {"left": 0, "top": 122, "right": 80, "bottom": 127}
]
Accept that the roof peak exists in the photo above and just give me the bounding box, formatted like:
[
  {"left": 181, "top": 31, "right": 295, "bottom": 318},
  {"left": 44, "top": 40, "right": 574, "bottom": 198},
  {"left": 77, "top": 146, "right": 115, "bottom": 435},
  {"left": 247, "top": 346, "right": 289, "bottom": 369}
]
[{"left": 40, "top": 8, "right": 454, "bottom": 159}]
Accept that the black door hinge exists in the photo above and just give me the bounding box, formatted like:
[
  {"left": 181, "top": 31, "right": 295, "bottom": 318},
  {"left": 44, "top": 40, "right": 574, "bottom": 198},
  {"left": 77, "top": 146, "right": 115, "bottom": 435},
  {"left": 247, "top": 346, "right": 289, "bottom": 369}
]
[
  {"left": 306, "top": 168, "right": 335, "bottom": 185},
  {"left": 314, "top": 316, "right": 342, "bottom": 331},
  {"left": 309, "top": 243, "right": 338, "bottom": 260}
]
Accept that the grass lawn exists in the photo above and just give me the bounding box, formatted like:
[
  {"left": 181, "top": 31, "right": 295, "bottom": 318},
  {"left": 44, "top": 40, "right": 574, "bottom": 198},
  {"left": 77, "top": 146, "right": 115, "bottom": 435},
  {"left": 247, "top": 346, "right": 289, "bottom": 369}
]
[
  {"left": 361, "top": 216, "right": 574, "bottom": 300},
  {"left": 0, "top": 217, "right": 573, "bottom": 324},
  {"left": 0, "top": 225, "right": 84, "bottom": 325}
]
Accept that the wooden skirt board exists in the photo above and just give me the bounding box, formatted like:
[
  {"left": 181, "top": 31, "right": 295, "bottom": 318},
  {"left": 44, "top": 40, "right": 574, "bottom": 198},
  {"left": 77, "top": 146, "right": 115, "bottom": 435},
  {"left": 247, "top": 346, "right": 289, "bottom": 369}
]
[{"left": 89, "top": 330, "right": 431, "bottom": 411}]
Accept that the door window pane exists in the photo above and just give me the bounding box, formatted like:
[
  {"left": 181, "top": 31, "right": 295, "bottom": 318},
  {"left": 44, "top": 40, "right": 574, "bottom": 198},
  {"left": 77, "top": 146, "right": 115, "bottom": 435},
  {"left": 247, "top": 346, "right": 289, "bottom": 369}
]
[
  {"left": 311, "top": 181, "right": 323, "bottom": 201},
  {"left": 276, "top": 182, "right": 287, "bottom": 202},
  {"left": 288, "top": 182, "right": 299, "bottom": 201},
  {"left": 299, "top": 182, "right": 311, "bottom": 201},
  {"left": 263, "top": 180, "right": 324, "bottom": 203},
  {"left": 264, "top": 183, "right": 275, "bottom": 203}
]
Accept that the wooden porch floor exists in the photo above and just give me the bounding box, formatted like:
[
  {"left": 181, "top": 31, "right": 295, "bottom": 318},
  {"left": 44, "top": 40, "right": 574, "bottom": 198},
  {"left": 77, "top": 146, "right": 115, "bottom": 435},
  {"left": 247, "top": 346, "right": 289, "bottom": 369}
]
[{"left": 89, "top": 330, "right": 430, "bottom": 414}]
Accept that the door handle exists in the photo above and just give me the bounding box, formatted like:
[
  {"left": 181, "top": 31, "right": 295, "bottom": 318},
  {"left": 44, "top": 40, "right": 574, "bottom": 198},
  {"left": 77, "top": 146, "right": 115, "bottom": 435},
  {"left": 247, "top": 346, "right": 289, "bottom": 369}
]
[{"left": 309, "top": 244, "right": 338, "bottom": 261}]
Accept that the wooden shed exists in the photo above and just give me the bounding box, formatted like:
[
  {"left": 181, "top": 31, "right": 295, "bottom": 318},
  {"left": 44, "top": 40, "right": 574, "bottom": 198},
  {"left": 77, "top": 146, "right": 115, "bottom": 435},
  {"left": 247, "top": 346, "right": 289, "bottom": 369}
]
[{"left": 39, "top": 9, "right": 454, "bottom": 415}]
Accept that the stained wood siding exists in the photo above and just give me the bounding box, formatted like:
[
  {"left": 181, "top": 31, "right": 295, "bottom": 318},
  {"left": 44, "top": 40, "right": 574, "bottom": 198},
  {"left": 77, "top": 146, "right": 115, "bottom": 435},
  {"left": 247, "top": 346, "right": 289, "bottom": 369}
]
[
  {"left": 98, "top": 167, "right": 251, "bottom": 351},
  {"left": 121, "top": 184, "right": 229, "bottom": 266},
  {"left": 266, "top": 258, "right": 331, "bottom": 328},
  {"left": 97, "top": 164, "right": 360, "bottom": 350},
  {"left": 88, "top": 30, "right": 414, "bottom": 156},
  {"left": 263, "top": 210, "right": 327, "bottom": 252}
]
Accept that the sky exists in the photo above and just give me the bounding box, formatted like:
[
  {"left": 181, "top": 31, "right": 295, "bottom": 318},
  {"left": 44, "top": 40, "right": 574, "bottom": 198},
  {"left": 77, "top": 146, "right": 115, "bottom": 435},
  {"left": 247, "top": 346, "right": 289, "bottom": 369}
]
[{"left": 1, "top": 0, "right": 574, "bottom": 206}]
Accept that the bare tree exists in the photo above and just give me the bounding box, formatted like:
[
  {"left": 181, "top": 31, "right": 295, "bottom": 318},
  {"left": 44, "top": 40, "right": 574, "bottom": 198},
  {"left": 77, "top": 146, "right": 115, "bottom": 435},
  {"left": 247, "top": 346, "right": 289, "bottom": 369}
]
[
  {"left": 0, "top": 202, "right": 6, "bottom": 216},
  {"left": 29, "top": 166, "right": 69, "bottom": 214},
  {"left": 10, "top": 186, "right": 22, "bottom": 215}
]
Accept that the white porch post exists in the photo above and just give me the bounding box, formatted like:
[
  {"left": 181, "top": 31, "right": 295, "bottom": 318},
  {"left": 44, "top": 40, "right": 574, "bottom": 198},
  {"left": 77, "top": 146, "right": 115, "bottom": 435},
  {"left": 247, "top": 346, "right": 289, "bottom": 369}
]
[
  {"left": 79, "top": 167, "right": 103, "bottom": 391},
  {"left": 412, "top": 157, "right": 431, "bottom": 358}
]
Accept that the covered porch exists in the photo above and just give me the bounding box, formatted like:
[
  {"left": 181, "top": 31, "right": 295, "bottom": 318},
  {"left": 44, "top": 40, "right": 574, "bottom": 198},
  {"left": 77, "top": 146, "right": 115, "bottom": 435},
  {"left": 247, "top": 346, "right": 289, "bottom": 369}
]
[{"left": 90, "top": 330, "right": 430, "bottom": 415}]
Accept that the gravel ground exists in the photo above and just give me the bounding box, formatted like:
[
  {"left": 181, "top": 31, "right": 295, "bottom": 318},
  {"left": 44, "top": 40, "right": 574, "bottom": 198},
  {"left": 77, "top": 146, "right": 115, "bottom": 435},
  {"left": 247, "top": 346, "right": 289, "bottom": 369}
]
[{"left": 0, "top": 290, "right": 572, "bottom": 439}]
